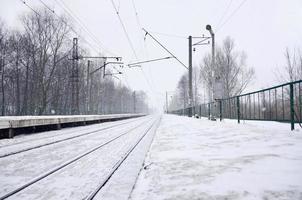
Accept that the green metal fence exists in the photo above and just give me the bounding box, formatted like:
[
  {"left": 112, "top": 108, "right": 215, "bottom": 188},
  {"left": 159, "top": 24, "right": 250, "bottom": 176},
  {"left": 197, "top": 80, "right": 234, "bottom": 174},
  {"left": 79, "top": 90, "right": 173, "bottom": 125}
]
[{"left": 170, "top": 80, "right": 302, "bottom": 130}]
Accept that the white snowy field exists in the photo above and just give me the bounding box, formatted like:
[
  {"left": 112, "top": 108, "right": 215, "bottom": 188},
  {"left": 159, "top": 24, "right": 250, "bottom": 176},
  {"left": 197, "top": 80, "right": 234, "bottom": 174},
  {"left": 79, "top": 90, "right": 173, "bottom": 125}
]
[{"left": 130, "top": 114, "right": 302, "bottom": 200}]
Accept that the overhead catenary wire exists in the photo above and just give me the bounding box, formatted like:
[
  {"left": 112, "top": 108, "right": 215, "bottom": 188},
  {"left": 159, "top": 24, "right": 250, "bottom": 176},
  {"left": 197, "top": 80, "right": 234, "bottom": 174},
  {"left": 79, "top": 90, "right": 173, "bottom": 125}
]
[
  {"left": 215, "top": 0, "right": 233, "bottom": 28},
  {"left": 148, "top": 31, "right": 187, "bottom": 39},
  {"left": 53, "top": 0, "right": 117, "bottom": 56},
  {"left": 110, "top": 0, "right": 158, "bottom": 96},
  {"left": 19, "top": 0, "right": 40, "bottom": 16},
  {"left": 58, "top": 0, "right": 110, "bottom": 51},
  {"left": 38, "top": 0, "right": 55, "bottom": 14},
  {"left": 110, "top": 0, "right": 138, "bottom": 59},
  {"left": 130, "top": 0, "right": 148, "bottom": 59},
  {"left": 143, "top": 28, "right": 188, "bottom": 70},
  {"left": 131, "top": 0, "right": 142, "bottom": 31},
  {"left": 130, "top": 0, "right": 158, "bottom": 91},
  {"left": 216, "top": 0, "right": 248, "bottom": 32},
  {"left": 35, "top": 0, "right": 102, "bottom": 54}
]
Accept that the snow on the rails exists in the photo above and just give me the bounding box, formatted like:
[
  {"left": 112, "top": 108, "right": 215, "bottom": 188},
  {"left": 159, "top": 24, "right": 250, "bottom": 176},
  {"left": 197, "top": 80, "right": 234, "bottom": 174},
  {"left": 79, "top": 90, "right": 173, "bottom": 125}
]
[
  {"left": 9, "top": 118, "right": 157, "bottom": 200},
  {"left": 0, "top": 116, "right": 154, "bottom": 199},
  {"left": 0, "top": 117, "right": 145, "bottom": 155},
  {"left": 130, "top": 114, "right": 302, "bottom": 200}
]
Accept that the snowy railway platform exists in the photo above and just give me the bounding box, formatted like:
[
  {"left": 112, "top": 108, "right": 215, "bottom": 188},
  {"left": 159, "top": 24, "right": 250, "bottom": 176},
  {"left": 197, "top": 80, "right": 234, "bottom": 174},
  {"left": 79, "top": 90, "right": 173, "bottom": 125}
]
[
  {"left": 130, "top": 114, "right": 302, "bottom": 200},
  {"left": 0, "top": 114, "right": 144, "bottom": 139}
]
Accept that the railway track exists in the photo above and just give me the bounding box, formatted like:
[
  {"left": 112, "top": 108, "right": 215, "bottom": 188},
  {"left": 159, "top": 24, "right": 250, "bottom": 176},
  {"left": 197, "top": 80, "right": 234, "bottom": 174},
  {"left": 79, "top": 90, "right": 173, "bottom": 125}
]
[
  {"left": 0, "top": 116, "right": 150, "bottom": 158},
  {"left": 85, "top": 116, "right": 161, "bottom": 200},
  {"left": 0, "top": 116, "right": 160, "bottom": 200}
]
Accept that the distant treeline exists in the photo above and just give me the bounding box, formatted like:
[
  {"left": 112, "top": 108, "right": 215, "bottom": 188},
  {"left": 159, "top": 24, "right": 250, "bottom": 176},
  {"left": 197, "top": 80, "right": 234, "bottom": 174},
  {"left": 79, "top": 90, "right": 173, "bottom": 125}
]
[{"left": 0, "top": 8, "right": 149, "bottom": 116}]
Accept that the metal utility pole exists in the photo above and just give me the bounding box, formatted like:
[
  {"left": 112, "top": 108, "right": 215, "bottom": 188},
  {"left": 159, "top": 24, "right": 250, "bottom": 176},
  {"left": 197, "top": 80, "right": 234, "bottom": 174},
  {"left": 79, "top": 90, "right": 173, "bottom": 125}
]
[
  {"left": 166, "top": 91, "right": 169, "bottom": 114},
  {"left": 69, "top": 38, "right": 123, "bottom": 115},
  {"left": 133, "top": 91, "right": 136, "bottom": 113},
  {"left": 142, "top": 29, "right": 210, "bottom": 117},
  {"left": 86, "top": 60, "right": 91, "bottom": 114},
  {"left": 71, "top": 38, "right": 79, "bottom": 115},
  {"left": 188, "top": 36, "right": 193, "bottom": 117},
  {"left": 188, "top": 35, "right": 210, "bottom": 117}
]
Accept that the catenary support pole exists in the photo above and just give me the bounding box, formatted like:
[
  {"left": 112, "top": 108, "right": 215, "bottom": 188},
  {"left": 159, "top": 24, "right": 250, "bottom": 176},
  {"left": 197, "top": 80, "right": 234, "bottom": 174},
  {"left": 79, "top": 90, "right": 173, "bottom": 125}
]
[
  {"left": 188, "top": 36, "right": 193, "bottom": 117},
  {"left": 71, "top": 38, "right": 79, "bottom": 115},
  {"left": 86, "top": 60, "right": 91, "bottom": 114}
]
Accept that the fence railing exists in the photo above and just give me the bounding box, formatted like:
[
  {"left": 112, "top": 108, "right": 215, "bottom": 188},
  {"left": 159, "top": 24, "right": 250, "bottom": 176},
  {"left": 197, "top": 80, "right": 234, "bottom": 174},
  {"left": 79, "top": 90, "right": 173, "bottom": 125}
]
[{"left": 170, "top": 80, "right": 302, "bottom": 130}]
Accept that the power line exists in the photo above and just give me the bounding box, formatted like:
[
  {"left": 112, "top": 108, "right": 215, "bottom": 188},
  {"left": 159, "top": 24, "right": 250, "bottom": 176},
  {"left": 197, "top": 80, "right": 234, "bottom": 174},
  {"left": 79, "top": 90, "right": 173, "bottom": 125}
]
[
  {"left": 131, "top": 0, "right": 142, "bottom": 29},
  {"left": 58, "top": 0, "right": 108, "bottom": 50},
  {"left": 55, "top": 0, "right": 106, "bottom": 53},
  {"left": 19, "top": 0, "right": 40, "bottom": 16},
  {"left": 143, "top": 28, "right": 188, "bottom": 70},
  {"left": 112, "top": 0, "right": 158, "bottom": 95},
  {"left": 217, "top": 0, "right": 248, "bottom": 32},
  {"left": 216, "top": 0, "right": 233, "bottom": 28},
  {"left": 35, "top": 0, "right": 101, "bottom": 54},
  {"left": 130, "top": 0, "right": 157, "bottom": 89},
  {"left": 110, "top": 0, "right": 138, "bottom": 59},
  {"left": 38, "top": 0, "right": 55, "bottom": 14},
  {"left": 54, "top": 0, "right": 117, "bottom": 56},
  {"left": 149, "top": 31, "right": 187, "bottom": 39},
  {"left": 130, "top": 0, "right": 147, "bottom": 58}
]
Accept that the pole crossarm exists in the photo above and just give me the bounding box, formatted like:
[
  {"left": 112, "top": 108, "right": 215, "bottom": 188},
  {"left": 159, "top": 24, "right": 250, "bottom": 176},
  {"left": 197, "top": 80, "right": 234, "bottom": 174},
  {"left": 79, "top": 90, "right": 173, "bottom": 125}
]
[
  {"left": 104, "top": 71, "right": 122, "bottom": 77},
  {"left": 128, "top": 64, "right": 142, "bottom": 68},
  {"left": 142, "top": 28, "right": 188, "bottom": 70},
  {"left": 112, "top": 75, "right": 121, "bottom": 80},
  {"left": 90, "top": 61, "right": 123, "bottom": 75},
  {"left": 192, "top": 37, "right": 211, "bottom": 46},
  {"left": 127, "top": 56, "right": 173, "bottom": 67},
  {"left": 79, "top": 56, "right": 122, "bottom": 61}
]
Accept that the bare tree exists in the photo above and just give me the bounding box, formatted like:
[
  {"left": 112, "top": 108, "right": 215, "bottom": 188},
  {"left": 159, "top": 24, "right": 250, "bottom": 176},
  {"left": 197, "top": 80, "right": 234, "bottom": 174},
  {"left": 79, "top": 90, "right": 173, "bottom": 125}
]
[
  {"left": 276, "top": 48, "right": 302, "bottom": 83},
  {"left": 21, "top": 9, "right": 71, "bottom": 114},
  {"left": 200, "top": 37, "right": 255, "bottom": 99},
  {"left": 0, "top": 20, "right": 9, "bottom": 116},
  {"left": 176, "top": 74, "right": 189, "bottom": 111}
]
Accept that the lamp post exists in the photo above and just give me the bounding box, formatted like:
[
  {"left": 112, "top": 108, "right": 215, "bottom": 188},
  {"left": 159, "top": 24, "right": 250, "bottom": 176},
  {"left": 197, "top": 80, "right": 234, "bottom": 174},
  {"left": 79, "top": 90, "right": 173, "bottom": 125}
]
[{"left": 206, "top": 24, "right": 216, "bottom": 120}]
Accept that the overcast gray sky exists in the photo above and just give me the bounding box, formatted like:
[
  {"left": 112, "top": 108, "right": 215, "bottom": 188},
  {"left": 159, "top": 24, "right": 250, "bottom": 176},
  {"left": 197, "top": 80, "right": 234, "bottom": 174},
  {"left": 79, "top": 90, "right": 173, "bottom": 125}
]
[{"left": 1, "top": 0, "right": 302, "bottom": 110}]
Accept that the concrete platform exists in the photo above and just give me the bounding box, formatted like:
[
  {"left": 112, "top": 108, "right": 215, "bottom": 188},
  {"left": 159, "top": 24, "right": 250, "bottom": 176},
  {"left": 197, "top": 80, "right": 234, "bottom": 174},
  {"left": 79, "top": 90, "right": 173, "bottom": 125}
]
[{"left": 0, "top": 114, "right": 144, "bottom": 139}]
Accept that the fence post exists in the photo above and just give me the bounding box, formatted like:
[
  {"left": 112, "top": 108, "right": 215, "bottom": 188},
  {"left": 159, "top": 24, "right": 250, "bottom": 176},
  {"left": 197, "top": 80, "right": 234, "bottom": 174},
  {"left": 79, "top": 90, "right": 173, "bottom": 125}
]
[
  {"left": 236, "top": 96, "right": 240, "bottom": 124},
  {"left": 199, "top": 105, "right": 201, "bottom": 118},
  {"left": 290, "top": 83, "right": 295, "bottom": 130},
  {"left": 208, "top": 103, "right": 211, "bottom": 120},
  {"left": 219, "top": 100, "right": 222, "bottom": 121}
]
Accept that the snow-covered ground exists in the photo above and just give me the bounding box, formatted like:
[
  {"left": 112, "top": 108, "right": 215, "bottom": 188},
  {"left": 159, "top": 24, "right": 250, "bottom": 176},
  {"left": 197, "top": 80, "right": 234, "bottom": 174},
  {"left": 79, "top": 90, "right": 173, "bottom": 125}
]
[
  {"left": 130, "top": 114, "right": 302, "bottom": 200},
  {"left": 2, "top": 114, "right": 302, "bottom": 200}
]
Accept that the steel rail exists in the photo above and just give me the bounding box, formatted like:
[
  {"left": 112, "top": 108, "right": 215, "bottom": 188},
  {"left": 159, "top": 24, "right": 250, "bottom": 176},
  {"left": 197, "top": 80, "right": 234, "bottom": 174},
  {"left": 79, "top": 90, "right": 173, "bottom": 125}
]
[
  {"left": 0, "top": 117, "right": 154, "bottom": 200},
  {"left": 0, "top": 116, "right": 144, "bottom": 150},
  {"left": 85, "top": 116, "right": 161, "bottom": 200},
  {"left": 0, "top": 116, "right": 150, "bottom": 159}
]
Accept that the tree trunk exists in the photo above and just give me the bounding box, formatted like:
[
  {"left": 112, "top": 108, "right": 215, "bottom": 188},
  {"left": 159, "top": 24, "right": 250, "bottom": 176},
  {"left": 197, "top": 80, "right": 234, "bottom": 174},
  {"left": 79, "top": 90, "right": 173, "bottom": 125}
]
[
  {"left": 22, "top": 62, "right": 29, "bottom": 115},
  {"left": 1, "top": 59, "right": 5, "bottom": 116}
]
